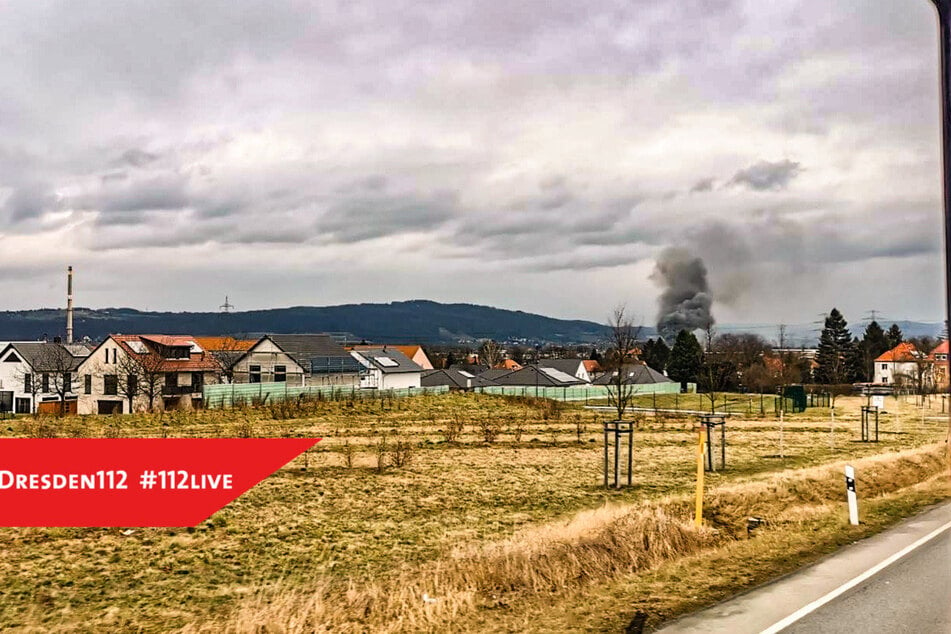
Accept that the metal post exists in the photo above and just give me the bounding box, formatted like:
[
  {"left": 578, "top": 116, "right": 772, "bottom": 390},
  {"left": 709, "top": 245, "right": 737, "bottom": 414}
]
[
  {"left": 614, "top": 424, "right": 620, "bottom": 488},
  {"left": 706, "top": 423, "right": 713, "bottom": 472},
  {"left": 627, "top": 421, "right": 633, "bottom": 487},
  {"left": 603, "top": 423, "right": 609, "bottom": 488},
  {"left": 930, "top": 0, "right": 951, "bottom": 474},
  {"left": 721, "top": 422, "right": 726, "bottom": 468},
  {"left": 695, "top": 425, "right": 705, "bottom": 528}
]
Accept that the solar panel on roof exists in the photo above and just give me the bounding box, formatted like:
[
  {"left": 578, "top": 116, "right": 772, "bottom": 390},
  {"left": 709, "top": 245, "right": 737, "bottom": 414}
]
[
  {"left": 458, "top": 370, "right": 474, "bottom": 378},
  {"left": 374, "top": 356, "right": 399, "bottom": 367}
]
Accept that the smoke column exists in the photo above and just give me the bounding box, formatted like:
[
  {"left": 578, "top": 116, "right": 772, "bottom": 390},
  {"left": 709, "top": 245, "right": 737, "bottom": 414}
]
[{"left": 652, "top": 247, "right": 715, "bottom": 340}]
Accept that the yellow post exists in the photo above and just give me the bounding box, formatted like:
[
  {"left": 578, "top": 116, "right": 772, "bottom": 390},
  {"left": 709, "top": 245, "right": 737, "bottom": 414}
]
[{"left": 695, "top": 424, "right": 705, "bottom": 528}]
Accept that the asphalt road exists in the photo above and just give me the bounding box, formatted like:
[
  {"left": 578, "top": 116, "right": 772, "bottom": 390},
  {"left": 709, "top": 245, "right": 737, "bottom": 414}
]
[
  {"left": 781, "top": 527, "right": 950, "bottom": 633},
  {"left": 655, "top": 502, "right": 951, "bottom": 634}
]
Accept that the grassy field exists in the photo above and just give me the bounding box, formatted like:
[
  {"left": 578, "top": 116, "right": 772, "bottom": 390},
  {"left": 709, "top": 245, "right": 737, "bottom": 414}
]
[{"left": 0, "top": 391, "right": 946, "bottom": 632}]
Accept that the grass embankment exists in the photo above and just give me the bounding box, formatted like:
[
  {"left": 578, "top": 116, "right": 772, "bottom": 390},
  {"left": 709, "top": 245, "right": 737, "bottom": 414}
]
[{"left": 0, "top": 393, "right": 945, "bottom": 632}]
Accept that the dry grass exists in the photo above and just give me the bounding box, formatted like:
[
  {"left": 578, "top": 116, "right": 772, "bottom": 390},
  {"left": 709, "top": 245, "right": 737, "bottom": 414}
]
[{"left": 0, "top": 392, "right": 946, "bottom": 632}]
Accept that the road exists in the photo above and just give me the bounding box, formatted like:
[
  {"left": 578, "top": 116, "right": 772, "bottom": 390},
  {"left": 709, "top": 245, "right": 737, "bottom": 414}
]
[
  {"left": 656, "top": 501, "right": 951, "bottom": 634},
  {"left": 780, "top": 525, "right": 949, "bottom": 632}
]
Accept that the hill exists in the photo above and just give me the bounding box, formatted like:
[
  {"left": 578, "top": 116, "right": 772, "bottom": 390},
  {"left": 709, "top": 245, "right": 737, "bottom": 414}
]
[{"left": 0, "top": 300, "right": 615, "bottom": 344}]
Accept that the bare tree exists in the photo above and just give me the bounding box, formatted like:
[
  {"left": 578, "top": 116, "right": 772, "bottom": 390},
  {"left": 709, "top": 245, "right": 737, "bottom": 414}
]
[
  {"left": 114, "top": 353, "right": 144, "bottom": 413},
  {"left": 605, "top": 305, "right": 643, "bottom": 421},
  {"left": 31, "top": 345, "right": 78, "bottom": 416},
  {"left": 479, "top": 339, "right": 504, "bottom": 368}
]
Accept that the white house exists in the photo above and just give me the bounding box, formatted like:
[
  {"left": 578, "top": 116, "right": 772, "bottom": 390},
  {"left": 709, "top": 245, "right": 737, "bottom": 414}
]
[
  {"left": 0, "top": 341, "right": 90, "bottom": 414},
  {"left": 874, "top": 342, "right": 929, "bottom": 386},
  {"left": 76, "top": 334, "right": 222, "bottom": 414},
  {"left": 350, "top": 348, "right": 422, "bottom": 389}
]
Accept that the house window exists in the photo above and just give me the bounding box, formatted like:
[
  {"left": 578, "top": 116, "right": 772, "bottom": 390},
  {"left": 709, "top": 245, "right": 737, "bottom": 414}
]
[
  {"left": 63, "top": 373, "right": 72, "bottom": 391},
  {"left": 274, "top": 365, "right": 287, "bottom": 382},
  {"left": 24, "top": 373, "right": 32, "bottom": 393},
  {"left": 249, "top": 365, "right": 261, "bottom": 383},
  {"left": 165, "top": 373, "right": 178, "bottom": 388},
  {"left": 104, "top": 375, "right": 118, "bottom": 395},
  {"left": 41, "top": 373, "right": 50, "bottom": 393},
  {"left": 881, "top": 364, "right": 887, "bottom": 370},
  {"left": 127, "top": 374, "right": 138, "bottom": 395},
  {"left": 84, "top": 374, "right": 92, "bottom": 395},
  {"left": 191, "top": 373, "right": 203, "bottom": 391}
]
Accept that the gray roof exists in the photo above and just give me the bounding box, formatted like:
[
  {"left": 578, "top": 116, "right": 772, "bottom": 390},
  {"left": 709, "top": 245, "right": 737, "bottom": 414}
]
[
  {"left": 351, "top": 348, "right": 422, "bottom": 374},
  {"left": 478, "top": 368, "right": 515, "bottom": 381},
  {"left": 267, "top": 334, "right": 352, "bottom": 362},
  {"left": 539, "top": 358, "right": 585, "bottom": 377},
  {"left": 593, "top": 364, "right": 674, "bottom": 385},
  {"left": 422, "top": 369, "right": 497, "bottom": 389},
  {"left": 491, "top": 364, "right": 585, "bottom": 387},
  {"left": 3, "top": 342, "right": 87, "bottom": 372}
]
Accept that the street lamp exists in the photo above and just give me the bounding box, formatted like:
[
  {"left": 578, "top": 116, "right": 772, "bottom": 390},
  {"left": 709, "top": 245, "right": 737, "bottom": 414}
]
[{"left": 928, "top": 1, "right": 951, "bottom": 468}]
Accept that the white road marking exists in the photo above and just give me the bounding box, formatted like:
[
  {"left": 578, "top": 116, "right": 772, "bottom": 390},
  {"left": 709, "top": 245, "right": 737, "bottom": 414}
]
[{"left": 759, "top": 519, "right": 951, "bottom": 634}]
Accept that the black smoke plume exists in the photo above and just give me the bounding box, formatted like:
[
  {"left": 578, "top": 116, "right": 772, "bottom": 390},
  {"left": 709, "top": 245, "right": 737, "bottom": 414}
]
[{"left": 652, "top": 247, "right": 715, "bottom": 340}]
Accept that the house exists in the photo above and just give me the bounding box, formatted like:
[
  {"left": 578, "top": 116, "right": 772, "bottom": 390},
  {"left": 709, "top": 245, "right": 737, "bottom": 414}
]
[
  {"left": 929, "top": 341, "right": 949, "bottom": 389},
  {"left": 351, "top": 344, "right": 434, "bottom": 370},
  {"left": 267, "top": 334, "right": 362, "bottom": 386},
  {"left": 592, "top": 363, "right": 676, "bottom": 387},
  {"left": 350, "top": 348, "right": 423, "bottom": 389},
  {"left": 0, "top": 341, "right": 90, "bottom": 414},
  {"left": 422, "top": 369, "right": 497, "bottom": 391},
  {"left": 76, "top": 335, "right": 221, "bottom": 414},
  {"left": 874, "top": 343, "right": 928, "bottom": 386},
  {"left": 582, "top": 359, "right": 603, "bottom": 377},
  {"left": 537, "top": 359, "right": 594, "bottom": 383},
  {"left": 491, "top": 364, "right": 586, "bottom": 388},
  {"left": 222, "top": 335, "right": 308, "bottom": 386},
  {"left": 494, "top": 359, "right": 523, "bottom": 371}
]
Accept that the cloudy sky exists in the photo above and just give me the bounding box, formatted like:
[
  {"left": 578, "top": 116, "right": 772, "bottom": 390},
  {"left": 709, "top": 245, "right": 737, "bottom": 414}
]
[{"left": 0, "top": 0, "right": 945, "bottom": 328}]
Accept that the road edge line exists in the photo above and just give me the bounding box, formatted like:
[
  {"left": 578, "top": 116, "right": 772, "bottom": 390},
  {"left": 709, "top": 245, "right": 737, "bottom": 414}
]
[{"left": 759, "top": 517, "right": 951, "bottom": 634}]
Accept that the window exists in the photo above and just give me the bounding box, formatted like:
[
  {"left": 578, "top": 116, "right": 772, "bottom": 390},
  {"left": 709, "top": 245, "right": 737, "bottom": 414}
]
[
  {"left": 84, "top": 374, "right": 92, "bottom": 395},
  {"left": 127, "top": 374, "right": 138, "bottom": 395},
  {"left": 881, "top": 364, "right": 887, "bottom": 370},
  {"left": 249, "top": 364, "right": 261, "bottom": 383},
  {"left": 104, "top": 375, "right": 118, "bottom": 395},
  {"left": 191, "top": 373, "right": 203, "bottom": 391},
  {"left": 274, "top": 365, "right": 287, "bottom": 382},
  {"left": 63, "top": 373, "right": 71, "bottom": 391},
  {"left": 41, "top": 373, "right": 49, "bottom": 393},
  {"left": 165, "top": 372, "right": 178, "bottom": 388},
  {"left": 23, "top": 373, "right": 32, "bottom": 393}
]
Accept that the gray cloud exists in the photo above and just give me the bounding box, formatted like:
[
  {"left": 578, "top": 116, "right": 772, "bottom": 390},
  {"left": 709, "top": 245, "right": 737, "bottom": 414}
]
[
  {"left": 690, "top": 178, "right": 715, "bottom": 193},
  {"left": 729, "top": 159, "right": 802, "bottom": 191}
]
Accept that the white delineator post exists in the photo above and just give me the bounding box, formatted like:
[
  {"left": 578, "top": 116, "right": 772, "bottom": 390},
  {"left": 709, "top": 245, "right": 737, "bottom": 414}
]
[{"left": 845, "top": 465, "right": 859, "bottom": 525}]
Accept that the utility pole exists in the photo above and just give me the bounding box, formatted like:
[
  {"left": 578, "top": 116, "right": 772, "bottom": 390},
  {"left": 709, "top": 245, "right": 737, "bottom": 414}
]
[{"left": 928, "top": 0, "right": 951, "bottom": 473}]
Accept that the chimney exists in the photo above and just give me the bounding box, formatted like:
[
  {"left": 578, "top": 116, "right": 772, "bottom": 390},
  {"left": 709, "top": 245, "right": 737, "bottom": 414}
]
[{"left": 66, "top": 266, "right": 74, "bottom": 345}]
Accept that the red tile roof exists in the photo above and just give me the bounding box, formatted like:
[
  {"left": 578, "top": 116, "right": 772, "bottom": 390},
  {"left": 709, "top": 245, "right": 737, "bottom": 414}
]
[
  {"left": 112, "top": 334, "right": 222, "bottom": 372},
  {"left": 929, "top": 340, "right": 949, "bottom": 360},
  {"left": 875, "top": 342, "right": 920, "bottom": 363}
]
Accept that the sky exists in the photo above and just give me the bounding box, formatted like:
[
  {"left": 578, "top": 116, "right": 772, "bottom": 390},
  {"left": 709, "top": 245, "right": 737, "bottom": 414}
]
[{"left": 0, "top": 0, "right": 946, "bottom": 328}]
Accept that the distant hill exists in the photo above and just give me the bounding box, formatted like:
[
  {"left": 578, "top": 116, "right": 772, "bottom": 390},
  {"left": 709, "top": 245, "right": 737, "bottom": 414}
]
[{"left": 0, "top": 300, "right": 615, "bottom": 344}]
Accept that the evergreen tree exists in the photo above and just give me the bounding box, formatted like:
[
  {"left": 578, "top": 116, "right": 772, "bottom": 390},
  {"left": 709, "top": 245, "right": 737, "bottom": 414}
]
[
  {"left": 846, "top": 336, "right": 866, "bottom": 383},
  {"left": 886, "top": 323, "right": 904, "bottom": 349},
  {"left": 814, "top": 308, "right": 854, "bottom": 385},
  {"left": 667, "top": 330, "right": 703, "bottom": 389},
  {"left": 642, "top": 338, "right": 671, "bottom": 373},
  {"left": 860, "top": 321, "right": 889, "bottom": 382}
]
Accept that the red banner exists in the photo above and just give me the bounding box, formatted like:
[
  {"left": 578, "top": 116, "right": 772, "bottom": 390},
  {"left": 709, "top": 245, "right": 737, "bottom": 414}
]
[{"left": 0, "top": 438, "right": 318, "bottom": 527}]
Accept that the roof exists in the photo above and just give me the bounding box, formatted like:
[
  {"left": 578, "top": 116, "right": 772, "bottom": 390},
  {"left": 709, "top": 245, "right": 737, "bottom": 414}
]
[
  {"left": 583, "top": 360, "right": 602, "bottom": 373},
  {"left": 538, "top": 359, "right": 586, "bottom": 377},
  {"left": 421, "top": 369, "right": 497, "bottom": 389},
  {"left": 495, "top": 359, "right": 523, "bottom": 371},
  {"left": 110, "top": 334, "right": 221, "bottom": 372},
  {"left": 929, "top": 340, "right": 949, "bottom": 360},
  {"left": 593, "top": 364, "right": 674, "bottom": 385},
  {"left": 875, "top": 342, "right": 921, "bottom": 363},
  {"left": 268, "top": 334, "right": 352, "bottom": 363},
  {"left": 491, "top": 365, "right": 585, "bottom": 387},
  {"left": 478, "top": 368, "right": 515, "bottom": 381},
  {"left": 350, "top": 344, "right": 434, "bottom": 370},
  {"left": 4, "top": 342, "right": 88, "bottom": 372},
  {"left": 191, "top": 336, "right": 256, "bottom": 352},
  {"left": 350, "top": 348, "right": 423, "bottom": 374}
]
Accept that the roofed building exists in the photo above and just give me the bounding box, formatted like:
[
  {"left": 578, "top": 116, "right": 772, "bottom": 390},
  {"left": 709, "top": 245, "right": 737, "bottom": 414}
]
[
  {"left": 422, "top": 369, "right": 497, "bottom": 390},
  {"left": 350, "top": 347, "right": 423, "bottom": 389}
]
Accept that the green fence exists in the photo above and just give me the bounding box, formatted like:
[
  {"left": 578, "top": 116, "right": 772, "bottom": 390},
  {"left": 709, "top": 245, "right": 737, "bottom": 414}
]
[
  {"left": 474, "top": 382, "right": 685, "bottom": 402},
  {"left": 203, "top": 382, "right": 449, "bottom": 408}
]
